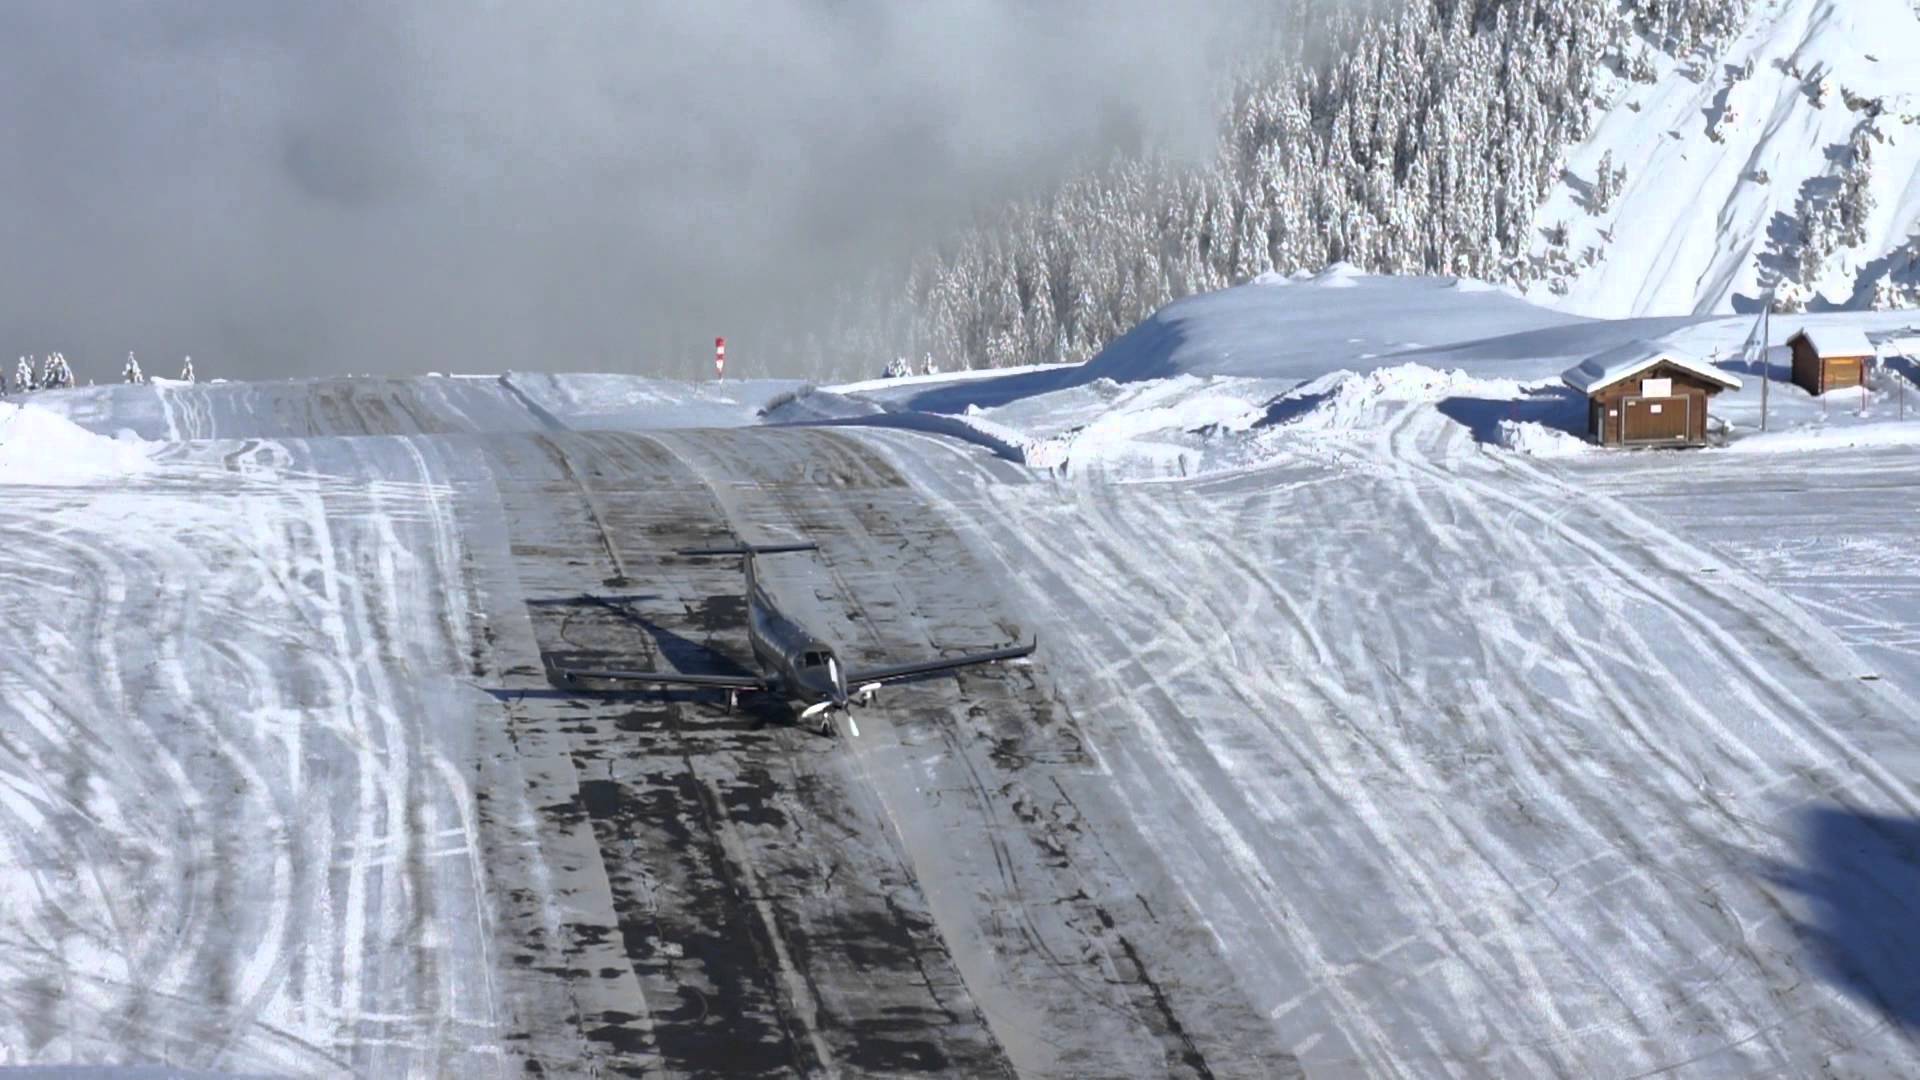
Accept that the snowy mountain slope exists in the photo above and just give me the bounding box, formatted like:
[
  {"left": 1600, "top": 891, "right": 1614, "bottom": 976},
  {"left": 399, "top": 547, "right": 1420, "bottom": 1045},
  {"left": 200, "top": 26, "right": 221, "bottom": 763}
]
[{"left": 1531, "top": 0, "right": 1920, "bottom": 315}]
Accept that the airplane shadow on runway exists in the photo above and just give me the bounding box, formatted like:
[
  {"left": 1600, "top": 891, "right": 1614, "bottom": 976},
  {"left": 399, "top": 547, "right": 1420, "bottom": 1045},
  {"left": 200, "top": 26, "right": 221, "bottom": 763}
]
[
  {"left": 1763, "top": 804, "right": 1920, "bottom": 1029},
  {"left": 517, "top": 593, "right": 764, "bottom": 704}
]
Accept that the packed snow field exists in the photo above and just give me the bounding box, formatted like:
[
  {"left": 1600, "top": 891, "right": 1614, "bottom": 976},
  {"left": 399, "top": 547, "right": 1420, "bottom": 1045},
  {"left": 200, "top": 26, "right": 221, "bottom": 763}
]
[{"left": 4, "top": 274, "right": 1919, "bottom": 1077}]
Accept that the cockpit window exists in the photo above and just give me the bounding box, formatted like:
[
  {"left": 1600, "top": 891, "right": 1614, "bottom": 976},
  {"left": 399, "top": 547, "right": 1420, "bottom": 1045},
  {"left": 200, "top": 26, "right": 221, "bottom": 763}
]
[{"left": 802, "top": 651, "right": 824, "bottom": 667}]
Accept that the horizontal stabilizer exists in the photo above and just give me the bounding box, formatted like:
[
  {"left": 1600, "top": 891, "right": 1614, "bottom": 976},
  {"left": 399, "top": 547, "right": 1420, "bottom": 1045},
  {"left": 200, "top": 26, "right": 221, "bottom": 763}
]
[
  {"left": 676, "top": 542, "right": 819, "bottom": 557},
  {"left": 555, "top": 665, "right": 767, "bottom": 691}
]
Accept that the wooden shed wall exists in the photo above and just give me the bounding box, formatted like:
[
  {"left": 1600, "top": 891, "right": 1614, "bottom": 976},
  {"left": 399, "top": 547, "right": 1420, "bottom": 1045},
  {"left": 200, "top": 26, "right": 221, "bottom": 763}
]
[
  {"left": 1790, "top": 335, "right": 1870, "bottom": 395},
  {"left": 1582, "top": 361, "right": 1723, "bottom": 446}
]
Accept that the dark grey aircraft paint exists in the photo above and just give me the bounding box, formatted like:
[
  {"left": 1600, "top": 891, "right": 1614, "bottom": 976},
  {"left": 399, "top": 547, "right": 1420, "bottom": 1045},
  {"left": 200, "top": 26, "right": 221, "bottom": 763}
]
[{"left": 559, "top": 540, "right": 1034, "bottom": 735}]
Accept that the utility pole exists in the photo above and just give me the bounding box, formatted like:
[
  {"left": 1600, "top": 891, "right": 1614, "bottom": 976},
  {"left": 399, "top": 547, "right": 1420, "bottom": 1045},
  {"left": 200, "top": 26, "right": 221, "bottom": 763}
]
[{"left": 1759, "top": 293, "right": 1771, "bottom": 433}]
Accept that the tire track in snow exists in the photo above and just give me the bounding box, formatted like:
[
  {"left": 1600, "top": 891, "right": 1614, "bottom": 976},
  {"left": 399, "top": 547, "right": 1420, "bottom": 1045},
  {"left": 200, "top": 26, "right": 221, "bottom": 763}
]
[{"left": 857, "top": 405, "right": 1920, "bottom": 1076}]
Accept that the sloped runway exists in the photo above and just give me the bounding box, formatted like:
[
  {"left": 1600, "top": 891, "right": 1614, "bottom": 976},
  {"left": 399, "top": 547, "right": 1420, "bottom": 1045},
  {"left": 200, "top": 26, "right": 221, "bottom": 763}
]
[
  {"left": 9, "top": 374, "right": 1919, "bottom": 1078},
  {"left": 480, "top": 428, "right": 1294, "bottom": 1077}
]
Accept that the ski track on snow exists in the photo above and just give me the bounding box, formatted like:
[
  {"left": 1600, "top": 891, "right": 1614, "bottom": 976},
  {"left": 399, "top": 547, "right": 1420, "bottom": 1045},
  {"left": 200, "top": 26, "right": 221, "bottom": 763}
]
[
  {"left": 0, "top": 440, "right": 513, "bottom": 1074},
  {"left": 854, "top": 409, "right": 1920, "bottom": 1078}
]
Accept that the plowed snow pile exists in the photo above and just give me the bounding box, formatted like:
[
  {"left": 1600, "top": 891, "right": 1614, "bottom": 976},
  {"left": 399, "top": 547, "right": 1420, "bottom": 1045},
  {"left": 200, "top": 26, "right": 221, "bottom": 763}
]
[
  {"left": 0, "top": 401, "right": 151, "bottom": 481},
  {"left": 1269, "top": 364, "right": 1533, "bottom": 433}
]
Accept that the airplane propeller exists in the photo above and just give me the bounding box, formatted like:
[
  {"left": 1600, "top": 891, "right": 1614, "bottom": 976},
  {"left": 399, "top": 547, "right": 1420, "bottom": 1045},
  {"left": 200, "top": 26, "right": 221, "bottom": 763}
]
[{"left": 799, "top": 697, "right": 859, "bottom": 738}]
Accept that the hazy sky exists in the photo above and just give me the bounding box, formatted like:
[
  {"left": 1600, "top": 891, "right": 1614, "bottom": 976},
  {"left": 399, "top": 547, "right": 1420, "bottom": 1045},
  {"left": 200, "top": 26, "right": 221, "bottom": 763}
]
[{"left": 0, "top": 2, "right": 1275, "bottom": 380}]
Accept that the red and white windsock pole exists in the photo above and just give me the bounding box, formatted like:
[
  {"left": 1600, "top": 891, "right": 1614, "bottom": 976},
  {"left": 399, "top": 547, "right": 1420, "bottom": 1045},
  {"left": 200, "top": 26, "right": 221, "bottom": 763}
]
[{"left": 714, "top": 336, "right": 726, "bottom": 381}]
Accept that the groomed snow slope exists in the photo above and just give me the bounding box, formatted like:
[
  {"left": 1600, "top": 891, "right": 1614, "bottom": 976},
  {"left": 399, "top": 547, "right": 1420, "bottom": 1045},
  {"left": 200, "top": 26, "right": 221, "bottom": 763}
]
[{"left": 1530, "top": 0, "right": 1920, "bottom": 316}]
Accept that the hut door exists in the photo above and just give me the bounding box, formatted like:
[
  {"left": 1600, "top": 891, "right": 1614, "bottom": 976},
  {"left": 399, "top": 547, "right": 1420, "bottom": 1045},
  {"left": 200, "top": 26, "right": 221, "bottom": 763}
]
[{"left": 1622, "top": 395, "right": 1689, "bottom": 444}]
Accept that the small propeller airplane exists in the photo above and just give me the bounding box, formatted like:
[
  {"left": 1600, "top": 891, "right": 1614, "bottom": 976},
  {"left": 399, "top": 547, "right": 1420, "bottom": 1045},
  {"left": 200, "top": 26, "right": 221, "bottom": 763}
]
[{"left": 554, "top": 540, "right": 1035, "bottom": 736}]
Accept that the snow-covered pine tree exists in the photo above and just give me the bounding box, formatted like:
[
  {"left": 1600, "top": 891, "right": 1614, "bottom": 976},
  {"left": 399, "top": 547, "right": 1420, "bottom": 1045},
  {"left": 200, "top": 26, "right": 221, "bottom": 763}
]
[
  {"left": 1811, "top": 73, "right": 1833, "bottom": 108},
  {"left": 1591, "top": 151, "right": 1620, "bottom": 213},
  {"left": 14, "top": 357, "right": 33, "bottom": 392},
  {"left": 1773, "top": 280, "right": 1811, "bottom": 313},
  {"left": 39, "top": 353, "right": 73, "bottom": 390},
  {"left": 1870, "top": 275, "right": 1913, "bottom": 310},
  {"left": 123, "top": 351, "right": 145, "bottom": 384},
  {"left": 845, "top": 0, "right": 1753, "bottom": 373},
  {"left": 1628, "top": 44, "right": 1658, "bottom": 84},
  {"left": 1837, "top": 127, "right": 1877, "bottom": 249},
  {"left": 883, "top": 356, "right": 911, "bottom": 379},
  {"left": 180, "top": 355, "right": 196, "bottom": 383},
  {"left": 920, "top": 352, "right": 939, "bottom": 376}
]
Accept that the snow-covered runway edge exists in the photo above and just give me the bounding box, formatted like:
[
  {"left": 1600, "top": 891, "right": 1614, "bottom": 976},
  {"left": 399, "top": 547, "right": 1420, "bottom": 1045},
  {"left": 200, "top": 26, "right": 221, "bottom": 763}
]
[{"left": 0, "top": 437, "right": 540, "bottom": 1074}]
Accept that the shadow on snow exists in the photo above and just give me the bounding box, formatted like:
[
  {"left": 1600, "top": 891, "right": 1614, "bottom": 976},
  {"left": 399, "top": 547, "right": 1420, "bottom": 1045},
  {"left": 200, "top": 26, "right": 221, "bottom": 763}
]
[
  {"left": 1434, "top": 386, "right": 1587, "bottom": 447},
  {"left": 1764, "top": 804, "right": 1920, "bottom": 1029}
]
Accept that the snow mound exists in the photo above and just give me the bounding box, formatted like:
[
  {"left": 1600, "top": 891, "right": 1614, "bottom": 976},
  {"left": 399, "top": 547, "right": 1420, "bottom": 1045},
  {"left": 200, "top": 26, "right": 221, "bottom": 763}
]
[
  {"left": 1080, "top": 273, "right": 1579, "bottom": 384},
  {"left": 0, "top": 401, "right": 152, "bottom": 481},
  {"left": 1314, "top": 262, "right": 1365, "bottom": 288},
  {"left": 1498, "top": 419, "right": 1594, "bottom": 458},
  {"left": 1271, "top": 364, "right": 1532, "bottom": 432}
]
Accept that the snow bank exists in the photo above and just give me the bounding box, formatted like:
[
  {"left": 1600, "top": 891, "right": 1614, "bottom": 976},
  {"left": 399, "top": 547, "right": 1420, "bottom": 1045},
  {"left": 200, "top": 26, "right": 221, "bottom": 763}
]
[
  {"left": 1498, "top": 419, "right": 1594, "bottom": 458},
  {"left": 1080, "top": 272, "right": 1582, "bottom": 384},
  {"left": 787, "top": 407, "right": 1035, "bottom": 465},
  {"left": 1268, "top": 364, "right": 1534, "bottom": 433},
  {"left": 1726, "top": 420, "right": 1920, "bottom": 453},
  {"left": 0, "top": 401, "right": 152, "bottom": 481},
  {"left": 1017, "top": 375, "right": 1274, "bottom": 474},
  {"left": 826, "top": 361, "right": 1079, "bottom": 397}
]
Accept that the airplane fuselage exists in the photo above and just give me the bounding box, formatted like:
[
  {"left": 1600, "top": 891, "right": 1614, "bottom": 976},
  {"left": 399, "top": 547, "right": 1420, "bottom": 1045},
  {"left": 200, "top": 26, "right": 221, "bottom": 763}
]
[{"left": 746, "top": 579, "right": 845, "bottom": 708}]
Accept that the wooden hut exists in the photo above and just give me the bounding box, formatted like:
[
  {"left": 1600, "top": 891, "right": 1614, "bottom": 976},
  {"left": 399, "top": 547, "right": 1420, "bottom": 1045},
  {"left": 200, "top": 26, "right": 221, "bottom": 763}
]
[
  {"left": 1562, "top": 341, "right": 1742, "bottom": 447},
  {"left": 1788, "top": 327, "right": 1873, "bottom": 395}
]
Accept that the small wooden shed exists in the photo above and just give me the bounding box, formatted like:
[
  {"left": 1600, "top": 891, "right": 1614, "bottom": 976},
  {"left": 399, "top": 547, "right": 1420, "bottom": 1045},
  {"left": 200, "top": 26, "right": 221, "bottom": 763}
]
[
  {"left": 1788, "top": 327, "right": 1873, "bottom": 395},
  {"left": 1562, "top": 341, "right": 1743, "bottom": 447}
]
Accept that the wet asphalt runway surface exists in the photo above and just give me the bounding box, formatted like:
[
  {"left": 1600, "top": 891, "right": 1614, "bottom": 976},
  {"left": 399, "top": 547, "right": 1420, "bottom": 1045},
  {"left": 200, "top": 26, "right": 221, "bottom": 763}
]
[{"left": 478, "top": 428, "right": 1296, "bottom": 1077}]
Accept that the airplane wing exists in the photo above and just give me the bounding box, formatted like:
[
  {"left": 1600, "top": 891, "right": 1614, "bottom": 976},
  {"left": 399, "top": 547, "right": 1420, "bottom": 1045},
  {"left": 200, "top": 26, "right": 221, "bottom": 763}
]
[
  {"left": 845, "top": 640, "right": 1035, "bottom": 688},
  {"left": 555, "top": 666, "right": 768, "bottom": 690}
]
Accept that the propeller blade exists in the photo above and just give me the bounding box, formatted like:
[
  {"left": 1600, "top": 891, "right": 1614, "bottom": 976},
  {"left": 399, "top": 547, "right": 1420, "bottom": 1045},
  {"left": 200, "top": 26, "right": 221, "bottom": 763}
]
[{"left": 801, "top": 700, "right": 833, "bottom": 719}]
